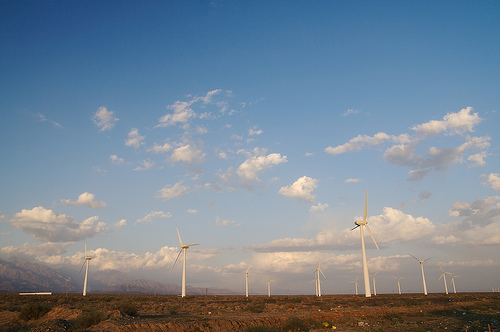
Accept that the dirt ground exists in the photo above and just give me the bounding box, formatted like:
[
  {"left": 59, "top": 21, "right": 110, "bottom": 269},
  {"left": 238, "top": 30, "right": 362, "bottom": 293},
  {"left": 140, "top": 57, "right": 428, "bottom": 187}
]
[{"left": 0, "top": 292, "right": 499, "bottom": 331}]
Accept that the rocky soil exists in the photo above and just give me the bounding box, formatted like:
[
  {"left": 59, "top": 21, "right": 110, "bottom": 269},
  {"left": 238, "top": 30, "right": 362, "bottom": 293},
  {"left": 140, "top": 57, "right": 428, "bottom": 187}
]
[{"left": 1, "top": 292, "right": 499, "bottom": 331}]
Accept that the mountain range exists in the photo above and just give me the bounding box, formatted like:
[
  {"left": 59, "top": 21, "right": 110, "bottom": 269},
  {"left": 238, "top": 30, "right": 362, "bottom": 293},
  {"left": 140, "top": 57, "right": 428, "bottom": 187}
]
[{"left": 0, "top": 258, "right": 234, "bottom": 295}]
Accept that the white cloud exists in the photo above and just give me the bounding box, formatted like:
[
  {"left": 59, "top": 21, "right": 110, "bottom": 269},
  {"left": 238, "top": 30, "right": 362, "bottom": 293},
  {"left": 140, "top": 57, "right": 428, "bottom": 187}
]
[
  {"left": 125, "top": 128, "right": 145, "bottom": 149},
  {"left": 279, "top": 176, "right": 318, "bottom": 203},
  {"left": 432, "top": 235, "right": 461, "bottom": 244},
  {"left": 411, "top": 107, "right": 481, "bottom": 137},
  {"left": 157, "top": 89, "right": 222, "bottom": 128},
  {"left": 109, "top": 154, "right": 124, "bottom": 165},
  {"left": 156, "top": 182, "right": 190, "bottom": 200},
  {"left": 6, "top": 206, "right": 106, "bottom": 242},
  {"left": 148, "top": 142, "right": 172, "bottom": 153},
  {"left": 310, "top": 203, "right": 328, "bottom": 212},
  {"left": 170, "top": 144, "right": 206, "bottom": 164},
  {"left": 136, "top": 211, "right": 172, "bottom": 224},
  {"left": 114, "top": 219, "right": 127, "bottom": 228},
  {"left": 33, "top": 112, "right": 63, "bottom": 128},
  {"left": 133, "top": 160, "right": 155, "bottom": 171},
  {"left": 0, "top": 242, "right": 72, "bottom": 260},
  {"left": 325, "top": 133, "right": 409, "bottom": 155},
  {"left": 237, "top": 150, "right": 287, "bottom": 181},
  {"left": 341, "top": 108, "right": 359, "bottom": 117},
  {"left": 482, "top": 173, "right": 500, "bottom": 191},
  {"left": 345, "top": 178, "right": 360, "bottom": 183},
  {"left": 187, "top": 209, "right": 198, "bottom": 214},
  {"left": 251, "top": 207, "right": 435, "bottom": 252},
  {"left": 92, "top": 106, "right": 118, "bottom": 131},
  {"left": 249, "top": 128, "right": 263, "bottom": 136},
  {"left": 61, "top": 192, "right": 107, "bottom": 208},
  {"left": 215, "top": 216, "right": 242, "bottom": 227}
]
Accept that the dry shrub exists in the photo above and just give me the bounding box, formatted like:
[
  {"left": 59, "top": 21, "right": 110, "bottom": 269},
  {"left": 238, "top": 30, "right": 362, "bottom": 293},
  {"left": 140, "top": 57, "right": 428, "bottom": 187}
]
[
  {"left": 115, "top": 301, "right": 138, "bottom": 316},
  {"left": 71, "top": 309, "right": 105, "bottom": 330},
  {"left": 19, "top": 302, "right": 51, "bottom": 321}
]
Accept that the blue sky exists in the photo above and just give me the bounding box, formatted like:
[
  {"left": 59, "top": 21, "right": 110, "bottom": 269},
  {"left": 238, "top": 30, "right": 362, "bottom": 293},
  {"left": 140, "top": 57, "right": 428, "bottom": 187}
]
[{"left": 1, "top": 1, "right": 500, "bottom": 295}]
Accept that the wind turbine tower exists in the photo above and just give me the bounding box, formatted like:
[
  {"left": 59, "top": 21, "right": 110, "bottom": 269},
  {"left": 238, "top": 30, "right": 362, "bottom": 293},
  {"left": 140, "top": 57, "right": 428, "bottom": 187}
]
[
  {"left": 351, "top": 190, "right": 379, "bottom": 297},
  {"left": 316, "top": 258, "right": 326, "bottom": 297},
  {"left": 438, "top": 265, "right": 449, "bottom": 295},
  {"left": 393, "top": 276, "right": 404, "bottom": 295},
  {"left": 266, "top": 277, "right": 273, "bottom": 297},
  {"left": 173, "top": 228, "right": 199, "bottom": 298},
  {"left": 370, "top": 270, "right": 380, "bottom": 296},
  {"left": 351, "top": 277, "right": 359, "bottom": 295},
  {"left": 450, "top": 274, "right": 459, "bottom": 293},
  {"left": 80, "top": 244, "right": 93, "bottom": 296},
  {"left": 245, "top": 266, "right": 251, "bottom": 297},
  {"left": 409, "top": 254, "right": 431, "bottom": 295}
]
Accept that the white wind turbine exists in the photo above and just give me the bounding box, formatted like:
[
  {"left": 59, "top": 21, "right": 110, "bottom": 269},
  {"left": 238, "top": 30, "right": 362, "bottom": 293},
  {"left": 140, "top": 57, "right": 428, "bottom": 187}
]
[
  {"left": 80, "top": 244, "right": 93, "bottom": 296},
  {"left": 449, "top": 274, "right": 459, "bottom": 293},
  {"left": 370, "top": 270, "right": 380, "bottom": 296},
  {"left": 265, "top": 276, "right": 274, "bottom": 297},
  {"left": 315, "top": 258, "right": 326, "bottom": 297},
  {"left": 409, "top": 254, "right": 432, "bottom": 295},
  {"left": 393, "top": 276, "right": 404, "bottom": 295},
  {"left": 172, "top": 228, "right": 199, "bottom": 298},
  {"left": 438, "top": 265, "right": 449, "bottom": 294},
  {"left": 245, "top": 266, "right": 251, "bottom": 297},
  {"left": 311, "top": 273, "right": 318, "bottom": 296},
  {"left": 351, "top": 277, "right": 359, "bottom": 295},
  {"left": 351, "top": 189, "right": 379, "bottom": 297}
]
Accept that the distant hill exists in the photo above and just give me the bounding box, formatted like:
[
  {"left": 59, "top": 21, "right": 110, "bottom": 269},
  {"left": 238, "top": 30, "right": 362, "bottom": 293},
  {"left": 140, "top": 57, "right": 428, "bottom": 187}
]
[
  {"left": 0, "top": 257, "right": 75, "bottom": 293},
  {"left": 0, "top": 258, "right": 235, "bottom": 295}
]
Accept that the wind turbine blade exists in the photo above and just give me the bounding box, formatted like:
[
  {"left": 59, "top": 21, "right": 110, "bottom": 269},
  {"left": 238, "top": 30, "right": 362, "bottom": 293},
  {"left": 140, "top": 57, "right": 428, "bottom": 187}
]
[
  {"left": 365, "top": 224, "right": 380, "bottom": 250},
  {"left": 351, "top": 225, "right": 360, "bottom": 231},
  {"left": 79, "top": 260, "right": 86, "bottom": 273},
  {"left": 423, "top": 257, "right": 433, "bottom": 262},
  {"left": 363, "top": 189, "right": 367, "bottom": 221},
  {"left": 246, "top": 266, "right": 251, "bottom": 273},
  {"left": 176, "top": 228, "right": 184, "bottom": 247},
  {"left": 85, "top": 244, "right": 87, "bottom": 257},
  {"left": 185, "top": 243, "right": 199, "bottom": 247},
  {"left": 439, "top": 265, "right": 444, "bottom": 273},
  {"left": 320, "top": 269, "right": 326, "bottom": 279},
  {"left": 172, "top": 249, "right": 183, "bottom": 268},
  {"left": 408, "top": 254, "right": 420, "bottom": 262}
]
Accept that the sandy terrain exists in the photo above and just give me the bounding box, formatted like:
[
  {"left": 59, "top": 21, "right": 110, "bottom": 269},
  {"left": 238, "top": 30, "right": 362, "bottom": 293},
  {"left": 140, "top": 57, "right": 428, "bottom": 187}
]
[{"left": 1, "top": 292, "right": 499, "bottom": 331}]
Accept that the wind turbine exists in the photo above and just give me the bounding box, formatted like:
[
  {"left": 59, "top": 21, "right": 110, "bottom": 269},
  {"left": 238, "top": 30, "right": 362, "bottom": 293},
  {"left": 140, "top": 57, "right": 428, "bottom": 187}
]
[
  {"left": 245, "top": 266, "right": 251, "bottom": 297},
  {"left": 315, "top": 258, "right": 326, "bottom": 297},
  {"left": 351, "top": 189, "right": 379, "bottom": 297},
  {"left": 449, "top": 274, "right": 459, "bottom": 293},
  {"left": 80, "top": 244, "right": 92, "bottom": 296},
  {"left": 409, "top": 254, "right": 432, "bottom": 295},
  {"left": 172, "top": 228, "right": 199, "bottom": 298},
  {"left": 311, "top": 273, "right": 318, "bottom": 296},
  {"left": 438, "top": 265, "right": 449, "bottom": 294},
  {"left": 370, "top": 270, "right": 380, "bottom": 296},
  {"left": 393, "top": 276, "right": 404, "bottom": 295},
  {"left": 351, "top": 277, "right": 359, "bottom": 295},
  {"left": 265, "top": 276, "right": 274, "bottom": 297}
]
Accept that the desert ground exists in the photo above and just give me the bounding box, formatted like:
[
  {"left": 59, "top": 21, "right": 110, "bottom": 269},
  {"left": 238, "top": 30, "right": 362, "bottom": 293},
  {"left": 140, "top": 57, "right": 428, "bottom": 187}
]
[{"left": 0, "top": 292, "right": 498, "bottom": 331}]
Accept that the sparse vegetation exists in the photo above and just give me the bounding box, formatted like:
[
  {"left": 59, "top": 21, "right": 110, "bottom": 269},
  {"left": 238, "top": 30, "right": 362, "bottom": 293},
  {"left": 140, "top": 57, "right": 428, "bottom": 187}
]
[
  {"left": 0, "top": 292, "right": 498, "bottom": 331},
  {"left": 71, "top": 308, "right": 105, "bottom": 330},
  {"left": 19, "top": 302, "right": 51, "bottom": 321}
]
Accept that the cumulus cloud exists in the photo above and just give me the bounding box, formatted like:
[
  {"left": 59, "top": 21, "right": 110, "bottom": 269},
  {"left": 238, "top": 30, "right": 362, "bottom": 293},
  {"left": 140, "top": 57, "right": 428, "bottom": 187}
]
[
  {"left": 0, "top": 242, "right": 72, "bottom": 260},
  {"left": 148, "top": 142, "right": 172, "bottom": 153},
  {"left": 125, "top": 128, "right": 145, "bottom": 149},
  {"left": 215, "top": 216, "right": 242, "bottom": 227},
  {"left": 310, "top": 203, "right": 328, "bottom": 212},
  {"left": 136, "top": 211, "right": 172, "bottom": 224},
  {"left": 156, "top": 182, "right": 190, "bottom": 200},
  {"left": 109, "top": 154, "right": 124, "bottom": 165},
  {"left": 61, "top": 192, "right": 107, "bottom": 208},
  {"left": 157, "top": 89, "right": 222, "bottom": 128},
  {"left": 170, "top": 144, "right": 206, "bottom": 164},
  {"left": 133, "top": 160, "right": 155, "bottom": 171},
  {"left": 279, "top": 176, "right": 318, "bottom": 203},
  {"left": 412, "top": 107, "right": 481, "bottom": 137},
  {"left": 326, "top": 108, "right": 489, "bottom": 181},
  {"left": 345, "top": 178, "right": 360, "bottom": 183},
  {"left": 114, "top": 219, "right": 127, "bottom": 228},
  {"left": 237, "top": 149, "right": 287, "bottom": 181},
  {"left": 249, "top": 128, "right": 263, "bottom": 136},
  {"left": 6, "top": 206, "right": 106, "bottom": 242},
  {"left": 482, "top": 173, "right": 500, "bottom": 191},
  {"left": 92, "top": 106, "right": 118, "bottom": 131},
  {"left": 250, "top": 207, "right": 436, "bottom": 252}
]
